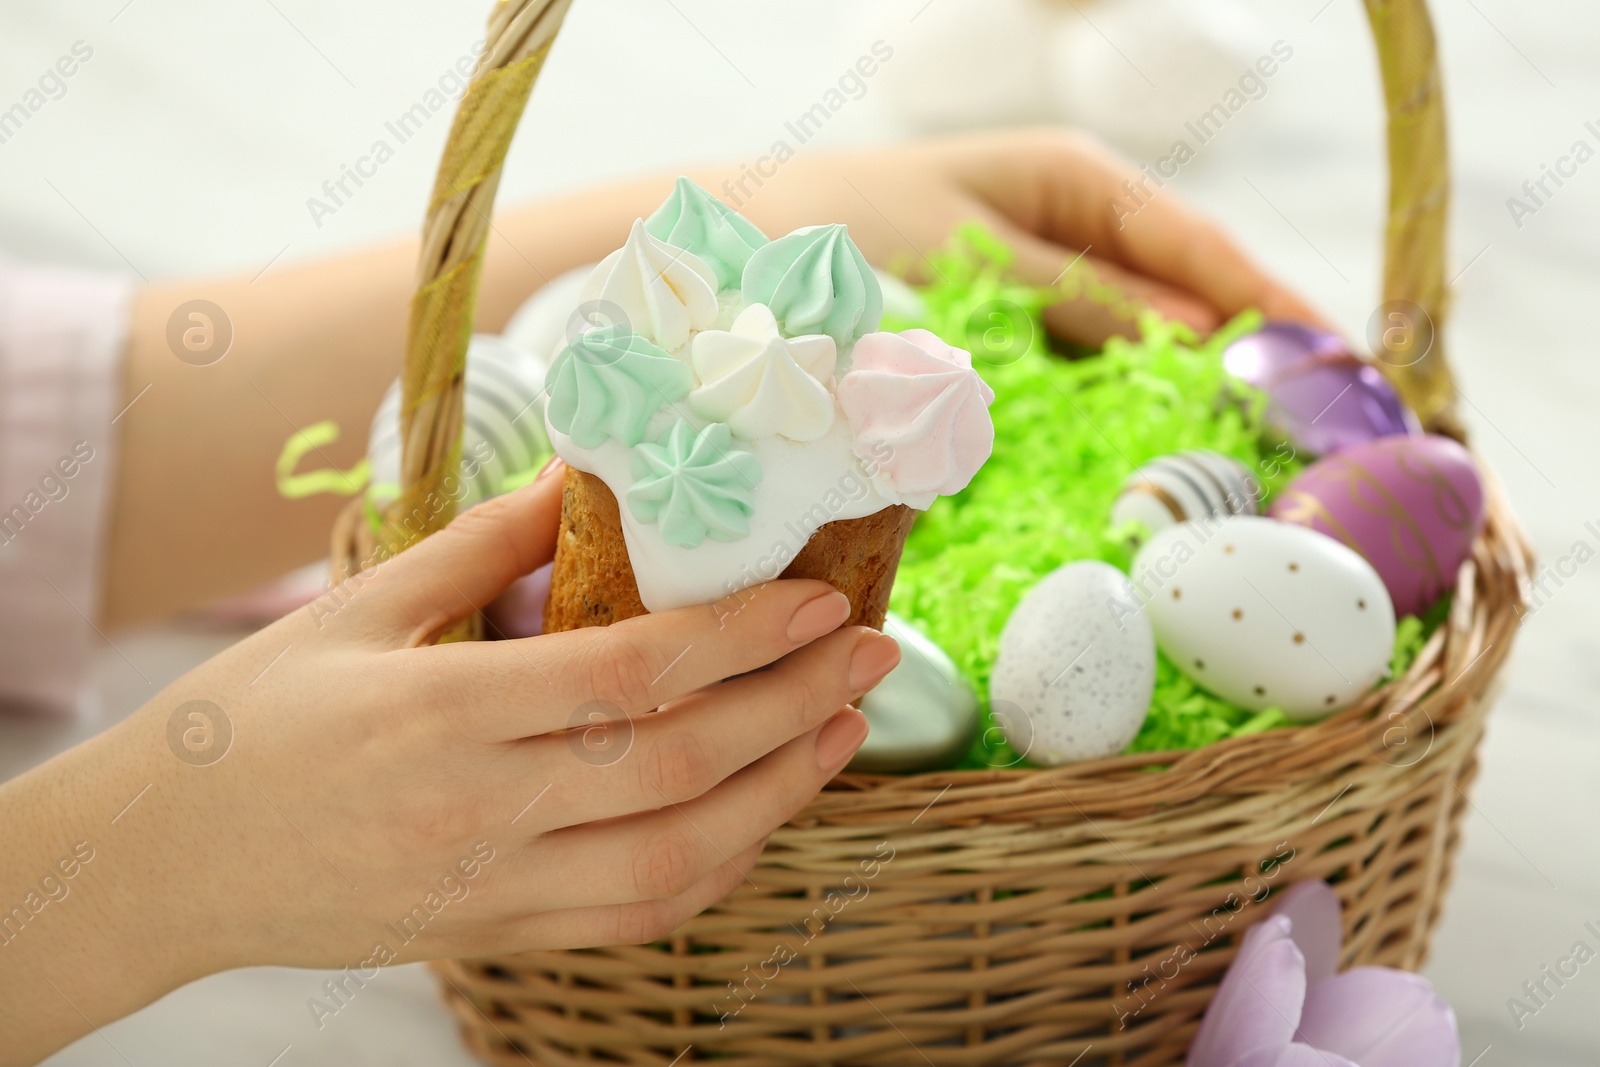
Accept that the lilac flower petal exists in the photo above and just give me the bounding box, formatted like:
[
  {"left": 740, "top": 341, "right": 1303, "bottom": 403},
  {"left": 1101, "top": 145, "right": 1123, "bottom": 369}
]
[
  {"left": 1229, "top": 1042, "right": 1361, "bottom": 1067},
  {"left": 1272, "top": 881, "right": 1343, "bottom": 984},
  {"left": 1187, "top": 917, "right": 1308, "bottom": 1067},
  {"left": 1296, "top": 967, "right": 1461, "bottom": 1067}
]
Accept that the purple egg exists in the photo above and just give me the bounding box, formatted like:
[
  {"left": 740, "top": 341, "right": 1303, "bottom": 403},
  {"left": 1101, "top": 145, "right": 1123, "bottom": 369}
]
[
  {"left": 1268, "top": 435, "right": 1485, "bottom": 618},
  {"left": 1223, "top": 322, "right": 1347, "bottom": 381},
  {"left": 1224, "top": 322, "right": 1417, "bottom": 456},
  {"left": 484, "top": 561, "right": 553, "bottom": 638}
]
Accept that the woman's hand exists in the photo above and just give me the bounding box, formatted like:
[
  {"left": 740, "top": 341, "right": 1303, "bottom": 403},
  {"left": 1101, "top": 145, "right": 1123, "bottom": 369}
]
[
  {"left": 713, "top": 128, "right": 1326, "bottom": 345},
  {"left": 0, "top": 461, "right": 895, "bottom": 1064},
  {"left": 470, "top": 127, "right": 1324, "bottom": 348}
]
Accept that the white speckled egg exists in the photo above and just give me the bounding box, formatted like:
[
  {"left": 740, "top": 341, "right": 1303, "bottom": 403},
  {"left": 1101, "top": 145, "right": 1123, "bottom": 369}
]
[
  {"left": 1131, "top": 516, "right": 1395, "bottom": 721},
  {"left": 1110, "top": 450, "right": 1261, "bottom": 538},
  {"left": 990, "top": 561, "right": 1156, "bottom": 764}
]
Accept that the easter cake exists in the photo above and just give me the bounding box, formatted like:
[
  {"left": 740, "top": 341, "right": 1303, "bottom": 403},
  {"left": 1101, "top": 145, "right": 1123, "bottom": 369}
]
[{"left": 542, "top": 179, "right": 995, "bottom": 632}]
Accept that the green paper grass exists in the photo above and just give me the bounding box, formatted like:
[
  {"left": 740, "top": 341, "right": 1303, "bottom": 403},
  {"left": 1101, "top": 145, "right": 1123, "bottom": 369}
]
[{"left": 883, "top": 226, "right": 1435, "bottom": 769}]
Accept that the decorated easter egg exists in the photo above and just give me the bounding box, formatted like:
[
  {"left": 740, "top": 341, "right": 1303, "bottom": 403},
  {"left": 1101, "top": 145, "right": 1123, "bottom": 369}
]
[
  {"left": 1268, "top": 435, "right": 1484, "bottom": 618},
  {"left": 1132, "top": 517, "right": 1395, "bottom": 721},
  {"left": 368, "top": 334, "right": 551, "bottom": 509},
  {"left": 1110, "top": 450, "right": 1261, "bottom": 537},
  {"left": 1223, "top": 322, "right": 1416, "bottom": 456},
  {"left": 849, "top": 614, "right": 979, "bottom": 773},
  {"left": 501, "top": 265, "right": 593, "bottom": 367},
  {"left": 1223, "top": 321, "right": 1345, "bottom": 380},
  {"left": 874, "top": 269, "right": 929, "bottom": 326},
  {"left": 990, "top": 561, "right": 1156, "bottom": 764}
]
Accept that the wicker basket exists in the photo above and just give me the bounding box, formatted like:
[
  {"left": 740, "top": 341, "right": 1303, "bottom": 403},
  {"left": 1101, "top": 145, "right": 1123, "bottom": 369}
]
[{"left": 331, "top": 1, "right": 1533, "bottom": 1063}]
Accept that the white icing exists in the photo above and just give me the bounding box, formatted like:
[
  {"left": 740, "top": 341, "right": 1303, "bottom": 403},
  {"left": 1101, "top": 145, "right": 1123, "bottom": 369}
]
[
  {"left": 689, "top": 304, "right": 836, "bottom": 442},
  {"left": 579, "top": 220, "right": 719, "bottom": 353},
  {"left": 548, "top": 404, "right": 899, "bottom": 612}
]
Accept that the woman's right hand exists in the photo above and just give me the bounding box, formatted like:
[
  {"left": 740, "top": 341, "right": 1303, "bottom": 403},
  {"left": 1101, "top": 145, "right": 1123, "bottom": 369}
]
[{"left": 0, "top": 460, "right": 898, "bottom": 1064}]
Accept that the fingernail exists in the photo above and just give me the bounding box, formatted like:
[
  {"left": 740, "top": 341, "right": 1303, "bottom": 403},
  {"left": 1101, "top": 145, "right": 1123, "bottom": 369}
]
[
  {"left": 848, "top": 632, "right": 901, "bottom": 692},
  {"left": 786, "top": 590, "right": 850, "bottom": 644},
  {"left": 535, "top": 455, "right": 566, "bottom": 482},
  {"left": 814, "top": 709, "right": 868, "bottom": 772}
]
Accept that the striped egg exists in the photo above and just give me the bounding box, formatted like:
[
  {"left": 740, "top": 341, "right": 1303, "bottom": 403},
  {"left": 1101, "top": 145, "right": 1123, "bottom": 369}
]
[
  {"left": 367, "top": 334, "right": 552, "bottom": 508},
  {"left": 1110, "top": 450, "right": 1261, "bottom": 538}
]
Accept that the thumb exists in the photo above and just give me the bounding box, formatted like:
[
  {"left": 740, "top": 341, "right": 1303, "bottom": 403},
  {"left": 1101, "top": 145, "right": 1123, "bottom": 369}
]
[{"left": 341, "top": 458, "right": 567, "bottom": 647}]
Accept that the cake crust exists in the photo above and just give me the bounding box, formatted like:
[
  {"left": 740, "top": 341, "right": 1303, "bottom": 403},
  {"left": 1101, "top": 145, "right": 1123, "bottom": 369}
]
[{"left": 544, "top": 466, "right": 914, "bottom": 633}]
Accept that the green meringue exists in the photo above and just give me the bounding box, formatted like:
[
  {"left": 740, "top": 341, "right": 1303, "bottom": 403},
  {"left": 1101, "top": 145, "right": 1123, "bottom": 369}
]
[
  {"left": 646, "top": 177, "right": 769, "bottom": 290},
  {"left": 741, "top": 223, "right": 883, "bottom": 347},
  {"left": 626, "top": 419, "right": 762, "bottom": 548},
  {"left": 546, "top": 325, "right": 692, "bottom": 449}
]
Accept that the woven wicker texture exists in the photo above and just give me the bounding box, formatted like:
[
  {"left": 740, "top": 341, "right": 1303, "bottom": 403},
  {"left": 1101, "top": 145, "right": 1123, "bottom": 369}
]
[
  {"left": 323, "top": 0, "right": 1530, "bottom": 1063},
  {"left": 419, "top": 486, "right": 1525, "bottom": 1066},
  {"left": 1361, "top": 0, "right": 1460, "bottom": 437},
  {"left": 377, "top": 0, "right": 572, "bottom": 559}
]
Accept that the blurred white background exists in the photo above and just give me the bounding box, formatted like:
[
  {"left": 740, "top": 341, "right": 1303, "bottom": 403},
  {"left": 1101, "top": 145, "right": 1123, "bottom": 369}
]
[{"left": 2, "top": 0, "right": 1597, "bottom": 1064}]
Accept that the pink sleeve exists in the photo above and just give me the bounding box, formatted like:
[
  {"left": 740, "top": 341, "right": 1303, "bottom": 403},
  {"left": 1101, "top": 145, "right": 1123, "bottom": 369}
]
[{"left": 0, "top": 253, "right": 135, "bottom": 711}]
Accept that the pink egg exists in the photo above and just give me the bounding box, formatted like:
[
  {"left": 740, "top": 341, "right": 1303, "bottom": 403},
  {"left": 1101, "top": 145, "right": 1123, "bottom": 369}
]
[{"left": 1268, "top": 435, "right": 1484, "bottom": 618}]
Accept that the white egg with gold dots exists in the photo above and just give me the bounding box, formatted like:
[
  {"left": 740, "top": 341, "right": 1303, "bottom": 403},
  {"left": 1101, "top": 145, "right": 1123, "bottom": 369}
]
[{"left": 1131, "top": 516, "right": 1394, "bottom": 721}]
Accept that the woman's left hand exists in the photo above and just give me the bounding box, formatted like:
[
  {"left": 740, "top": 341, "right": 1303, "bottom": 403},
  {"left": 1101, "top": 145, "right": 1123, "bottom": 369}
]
[{"left": 696, "top": 127, "right": 1327, "bottom": 346}]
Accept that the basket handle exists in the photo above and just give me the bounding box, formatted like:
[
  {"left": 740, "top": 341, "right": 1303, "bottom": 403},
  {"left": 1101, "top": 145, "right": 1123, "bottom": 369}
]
[
  {"left": 387, "top": 0, "right": 1463, "bottom": 546},
  {"left": 380, "top": 0, "right": 574, "bottom": 551},
  {"left": 1362, "top": 0, "right": 1461, "bottom": 437}
]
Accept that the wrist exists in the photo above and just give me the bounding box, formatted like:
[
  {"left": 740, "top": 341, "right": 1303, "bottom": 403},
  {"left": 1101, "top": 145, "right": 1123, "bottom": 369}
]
[{"left": 0, "top": 705, "right": 234, "bottom": 1062}]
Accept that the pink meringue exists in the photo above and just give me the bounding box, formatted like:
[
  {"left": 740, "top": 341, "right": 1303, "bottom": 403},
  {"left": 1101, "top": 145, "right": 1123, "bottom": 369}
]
[{"left": 837, "top": 329, "right": 995, "bottom": 508}]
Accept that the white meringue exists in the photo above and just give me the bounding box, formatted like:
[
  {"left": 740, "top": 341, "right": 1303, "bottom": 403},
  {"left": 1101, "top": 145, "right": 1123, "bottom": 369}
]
[
  {"left": 689, "top": 303, "right": 836, "bottom": 442},
  {"left": 579, "top": 219, "right": 719, "bottom": 353}
]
